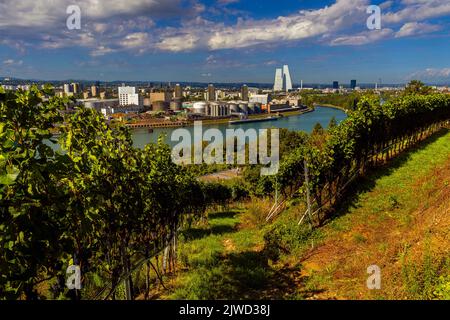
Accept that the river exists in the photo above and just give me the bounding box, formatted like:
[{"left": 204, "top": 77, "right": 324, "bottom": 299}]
[{"left": 131, "top": 106, "right": 347, "bottom": 148}]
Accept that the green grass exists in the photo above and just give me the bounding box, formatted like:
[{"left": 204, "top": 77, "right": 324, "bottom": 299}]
[
  {"left": 169, "top": 209, "right": 273, "bottom": 299},
  {"left": 328, "top": 130, "right": 450, "bottom": 234},
  {"left": 166, "top": 129, "right": 450, "bottom": 300}
]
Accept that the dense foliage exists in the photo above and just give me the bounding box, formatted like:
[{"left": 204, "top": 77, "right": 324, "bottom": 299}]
[
  {"left": 1, "top": 85, "right": 448, "bottom": 300},
  {"left": 276, "top": 93, "right": 450, "bottom": 225},
  {"left": 0, "top": 87, "right": 232, "bottom": 299}
]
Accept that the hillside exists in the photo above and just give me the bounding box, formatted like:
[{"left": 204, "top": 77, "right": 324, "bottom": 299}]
[
  {"left": 160, "top": 129, "right": 450, "bottom": 300},
  {"left": 297, "top": 129, "right": 450, "bottom": 299}
]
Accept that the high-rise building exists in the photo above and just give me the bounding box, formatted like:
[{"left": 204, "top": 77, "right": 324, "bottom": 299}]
[
  {"left": 174, "top": 84, "right": 183, "bottom": 99},
  {"left": 91, "top": 85, "right": 98, "bottom": 97},
  {"left": 273, "top": 65, "right": 293, "bottom": 92},
  {"left": 71, "top": 83, "right": 79, "bottom": 94},
  {"left": 350, "top": 80, "right": 357, "bottom": 90},
  {"left": 63, "top": 83, "right": 71, "bottom": 95},
  {"left": 273, "top": 68, "right": 283, "bottom": 91},
  {"left": 241, "top": 85, "right": 249, "bottom": 101},
  {"left": 333, "top": 81, "right": 339, "bottom": 89},
  {"left": 207, "top": 84, "right": 216, "bottom": 101},
  {"left": 283, "top": 65, "right": 293, "bottom": 92},
  {"left": 118, "top": 86, "right": 143, "bottom": 106}
]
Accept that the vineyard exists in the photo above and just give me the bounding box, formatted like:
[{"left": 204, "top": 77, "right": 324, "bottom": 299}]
[{"left": 0, "top": 86, "right": 449, "bottom": 299}]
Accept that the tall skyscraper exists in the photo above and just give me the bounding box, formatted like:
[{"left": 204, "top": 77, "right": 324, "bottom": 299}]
[
  {"left": 174, "top": 84, "right": 183, "bottom": 99},
  {"left": 333, "top": 81, "right": 339, "bottom": 89},
  {"left": 207, "top": 84, "right": 216, "bottom": 101},
  {"left": 91, "top": 85, "right": 98, "bottom": 97},
  {"left": 63, "top": 83, "right": 71, "bottom": 95},
  {"left": 273, "top": 68, "right": 283, "bottom": 91},
  {"left": 273, "top": 65, "right": 293, "bottom": 92},
  {"left": 350, "top": 80, "right": 357, "bottom": 90},
  {"left": 241, "top": 84, "right": 249, "bottom": 101},
  {"left": 71, "top": 83, "right": 79, "bottom": 94},
  {"left": 283, "top": 65, "right": 293, "bottom": 92}
]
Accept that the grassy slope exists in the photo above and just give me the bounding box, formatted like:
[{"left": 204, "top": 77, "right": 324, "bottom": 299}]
[
  {"left": 298, "top": 129, "right": 450, "bottom": 300},
  {"left": 161, "top": 129, "right": 450, "bottom": 300}
]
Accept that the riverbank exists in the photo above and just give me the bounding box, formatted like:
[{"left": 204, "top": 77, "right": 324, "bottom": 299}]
[
  {"left": 127, "top": 107, "right": 315, "bottom": 129},
  {"left": 131, "top": 106, "right": 348, "bottom": 148},
  {"left": 313, "top": 103, "right": 348, "bottom": 112}
]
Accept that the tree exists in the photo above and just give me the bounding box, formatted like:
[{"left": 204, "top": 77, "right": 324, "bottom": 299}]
[
  {"left": 312, "top": 123, "right": 324, "bottom": 136},
  {"left": 404, "top": 80, "right": 432, "bottom": 95},
  {"left": 328, "top": 116, "right": 337, "bottom": 129},
  {"left": 0, "top": 86, "right": 72, "bottom": 299}
]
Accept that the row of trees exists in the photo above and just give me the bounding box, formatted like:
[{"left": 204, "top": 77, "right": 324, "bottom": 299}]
[
  {"left": 0, "top": 87, "right": 233, "bottom": 299},
  {"left": 275, "top": 93, "right": 450, "bottom": 224}
]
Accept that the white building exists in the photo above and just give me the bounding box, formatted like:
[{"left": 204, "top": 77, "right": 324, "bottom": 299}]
[
  {"left": 273, "top": 65, "right": 293, "bottom": 92},
  {"left": 273, "top": 68, "right": 283, "bottom": 91},
  {"left": 118, "top": 86, "right": 143, "bottom": 106},
  {"left": 249, "top": 94, "right": 270, "bottom": 105},
  {"left": 283, "top": 65, "right": 293, "bottom": 92},
  {"left": 1, "top": 85, "right": 15, "bottom": 90},
  {"left": 63, "top": 84, "right": 72, "bottom": 95}
]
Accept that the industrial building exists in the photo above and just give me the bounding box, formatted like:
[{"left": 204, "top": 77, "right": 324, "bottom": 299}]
[
  {"left": 174, "top": 84, "right": 183, "bottom": 99},
  {"left": 207, "top": 84, "right": 216, "bottom": 101},
  {"left": 249, "top": 94, "right": 270, "bottom": 105},
  {"left": 190, "top": 101, "right": 262, "bottom": 118},
  {"left": 241, "top": 85, "right": 249, "bottom": 101},
  {"left": 150, "top": 91, "right": 172, "bottom": 104}
]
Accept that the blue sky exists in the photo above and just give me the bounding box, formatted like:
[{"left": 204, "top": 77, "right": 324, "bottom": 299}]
[{"left": 0, "top": 0, "right": 449, "bottom": 84}]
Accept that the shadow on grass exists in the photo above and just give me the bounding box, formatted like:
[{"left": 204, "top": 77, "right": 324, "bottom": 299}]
[
  {"left": 209, "top": 211, "right": 239, "bottom": 219},
  {"left": 175, "top": 249, "right": 302, "bottom": 299},
  {"left": 181, "top": 211, "right": 239, "bottom": 241}
]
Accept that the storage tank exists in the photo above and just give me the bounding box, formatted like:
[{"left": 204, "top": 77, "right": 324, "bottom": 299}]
[
  {"left": 208, "top": 102, "right": 218, "bottom": 117},
  {"left": 170, "top": 101, "right": 182, "bottom": 111},
  {"left": 239, "top": 102, "right": 249, "bottom": 114},
  {"left": 222, "top": 103, "right": 230, "bottom": 116},
  {"left": 248, "top": 102, "right": 256, "bottom": 114},
  {"left": 152, "top": 101, "right": 169, "bottom": 112},
  {"left": 229, "top": 103, "right": 239, "bottom": 113},
  {"left": 193, "top": 101, "right": 207, "bottom": 114},
  {"left": 254, "top": 102, "right": 262, "bottom": 113}
]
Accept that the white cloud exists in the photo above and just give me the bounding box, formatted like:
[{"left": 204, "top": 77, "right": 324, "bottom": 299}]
[
  {"left": 395, "top": 22, "right": 441, "bottom": 38},
  {"left": 0, "top": 0, "right": 447, "bottom": 55},
  {"left": 383, "top": 0, "right": 450, "bottom": 24},
  {"left": 408, "top": 67, "right": 450, "bottom": 81},
  {"left": 330, "top": 28, "right": 394, "bottom": 46},
  {"left": 120, "top": 32, "right": 150, "bottom": 48},
  {"left": 3, "top": 59, "right": 23, "bottom": 66},
  {"left": 156, "top": 33, "right": 202, "bottom": 52},
  {"left": 90, "top": 46, "right": 116, "bottom": 57},
  {"left": 159, "top": 0, "right": 370, "bottom": 51},
  {"left": 0, "top": 0, "right": 190, "bottom": 28}
]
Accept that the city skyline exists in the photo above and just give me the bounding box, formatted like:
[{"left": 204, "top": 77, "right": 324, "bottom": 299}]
[{"left": 0, "top": 1, "right": 450, "bottom": 84}]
